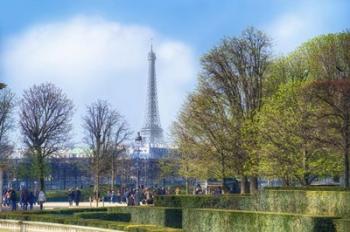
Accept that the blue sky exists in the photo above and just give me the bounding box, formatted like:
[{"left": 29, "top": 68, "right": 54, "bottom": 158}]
[{"left": 0, "top": 0, "right": 349, "bottom": 145}]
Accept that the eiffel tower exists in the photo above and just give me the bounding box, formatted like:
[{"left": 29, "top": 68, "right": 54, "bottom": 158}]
[{"left": 140, "top": 45, "right": 163, "bottom": 145}]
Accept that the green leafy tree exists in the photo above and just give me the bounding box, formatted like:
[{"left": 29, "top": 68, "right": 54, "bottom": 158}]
[
  {"left": 305, "top": 80, "right": 350, "bottom": 187},
  {"left": 257, "top": 81, "right": 341, "bottom": 185},
  {"left": 199, "top": 27, "right": 272, "bottom": 193}
]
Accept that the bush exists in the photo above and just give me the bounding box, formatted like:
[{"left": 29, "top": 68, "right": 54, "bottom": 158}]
[
  {"left": 257, "top": 189, "right": 350, "bottom": 217},
  {"left": 75, "top": 212, "right": 131, "bottom": 222},
  {"left": 154, "top": 195, "right": 253, "bottom": 210},
  {"left": 108, "top": 206, "right": 183, "bottom": 229},
  {"left": 334, "top": 219, "right": 350, "bottom": 232},
  {"left": 264, "top": 186, "right": 350, "bottom": 191},
  {"left": 155, "top": 189, "right": 350, "bottom": 217},
  {"left": 183, "top": 208, "right": 338, "bottom": 232},
  {"left": 30, "top": 207, "right": 108, "bottom": 215},
  {"left": 0, "top": 211, "right": 182, "bottom": 232}
]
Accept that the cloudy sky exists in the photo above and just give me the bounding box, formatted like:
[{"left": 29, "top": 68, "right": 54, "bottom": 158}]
[{"left": 0, "top": 0, "right": 349, "bottom": 146}]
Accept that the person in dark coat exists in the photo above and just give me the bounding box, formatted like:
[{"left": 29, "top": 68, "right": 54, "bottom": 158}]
[
  {"left": 28, "top": 191, "right": 35, "bottom": 210},
  {"left": 21, "top": 188, "right": 29, "bottom": 210},
  {"left": 9, "top": 188, "right": 17, "bottom": 211},
  {"left": 73, "top": 187, "right": 81, "bottom": 206},
  {"left": 67, "top": 189, "right": 74, "bottom": 206}
]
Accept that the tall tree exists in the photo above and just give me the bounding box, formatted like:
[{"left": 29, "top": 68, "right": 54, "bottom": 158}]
[
  {"left": 257, "top": 81, "right": 340, "bottom": 185},
  {"left": 19, "top": 83, "right": 74, "bottom": 191},
  {"left": 0, "top": 88, "right": 15, "bottom": 211},
  {"left": 82, "top": 100, "right": 124, "bottom": 206},
  {"left": 110, "top": 119, "right": 130, "bottom": 191},
  {"left": 200, "top": 27, "right": 271, "bottom": 193},
  {"left": 306, "top": 80, "right": 350, "bottom": 187}
]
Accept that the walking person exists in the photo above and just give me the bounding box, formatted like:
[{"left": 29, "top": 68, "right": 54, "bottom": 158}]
[
  {"left": 9, "top": 188, "right": 17, "bottom": 211},
  {"left": 67, "top": 188, "right": 74, "bottom": 206},
  {"left": 38, "top": 190, "right": 46, "bottom": 210},
  {"left": 21, "top": 188, "right": 29, "bottom": 210},
  {"left": 28, "top": 191, "right": 35, "bottom": 210},
  {"left": 73, "top": 187, "right": 81, "bottom": 206}
]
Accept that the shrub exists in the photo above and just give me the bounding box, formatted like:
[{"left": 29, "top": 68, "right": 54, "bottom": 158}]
[
  {"left": 75, "top": 212, "right": 131, "bottom": 222},
  {"left": 264, "top": 186, "right": 350, "bottom": 191},
  {"left": 334, "top": 219, "right": 350, "bottom": 232},
  {"left": 257, "top": 189, "right": 350, "bottom": 217},
  {"left": 154, "top": 195, "right": 254, "bottom": 210},
  {"left": 183, "top": 208, "right": 338, "bottom": 232},
  {"left": 108, "top": 206, "right": 183, "bottom": 228},
  {"left": 34, "top": 207, "right": 108, "bottom": 215},
  {"left": 0, "top": 211, "right": 182, "bottom": 232}
]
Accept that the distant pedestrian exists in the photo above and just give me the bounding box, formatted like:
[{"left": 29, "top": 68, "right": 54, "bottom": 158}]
[
  {"left": 67, "top": 189, "right": 74, "bottom": 206},
  {"left": 73, "top": 187, "right": 81, "bottom": 206},
  {"left": 21, "top": 188, "right": 29, "bottom": 210},
  {"left": 38, "top": 190, "right": 46, "bottom": 210},
  {"left": 28, "top": 191, "right": 35, "bottom": 210},
  {"left": 195, "top": 184, "right": 202, "bottom": 195},
  {"left": 9, "top": 188, "right": 17, "bottom": 211}
]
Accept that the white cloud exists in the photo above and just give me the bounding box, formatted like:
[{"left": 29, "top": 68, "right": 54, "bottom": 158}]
[
  {"left": 264, "top": 1, "right": 343, "bottom": 55},
  {"left": 2, "top": 16, "right": 197, "bottom": 144}
]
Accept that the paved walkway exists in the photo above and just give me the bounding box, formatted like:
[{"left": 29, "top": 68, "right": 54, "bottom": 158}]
[{"left": 1, "top": 201, "right": 127, "bottom": 212}]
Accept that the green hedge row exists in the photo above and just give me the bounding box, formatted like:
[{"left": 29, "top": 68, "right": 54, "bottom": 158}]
[
  {"left": 74, "top": 212, "right": 131, "bottom": 222},
  {"left": 0, "top": 211, "right": 182, "bottom": 232},
  {"left": 264, "top": 186, "right": 350, "bottom": 191},
  {"left": 257, "top": 190, "right": 350, "bottom": 217},
  {"left": 154, "top": 195, "right": 253, "bottom": 210},
  {"left": 155, "top": 189, "right": 350, "bottom": 217},
  {"left": 333, "top": 219, "right": 350, "bottom": 232},
  {"left": 108, "top": 206, "right": 182, "bottom": 229},
  {"left": 31, "top": 207, "right": 108, "bottom": 215},
  {"left": 182, "top": 208, "right": 339, "bottom": 232}
]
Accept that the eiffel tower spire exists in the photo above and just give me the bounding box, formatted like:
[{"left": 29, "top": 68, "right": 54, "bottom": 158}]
[{"left": 141, "top": 44, "right": 163, "bottom": 145}]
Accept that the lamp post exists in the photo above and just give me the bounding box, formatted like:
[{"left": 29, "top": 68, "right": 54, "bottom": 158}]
[{"left": 135, "top": 132, "right": 142, "bottom": 205}]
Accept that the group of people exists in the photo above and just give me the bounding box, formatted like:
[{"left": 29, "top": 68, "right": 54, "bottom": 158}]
[
  {"left": 125, "top": 186, "right": 154, "bottom": 206},
  {"left": 195, "top": 184, "right": 224, "bottom": 195},
  {"left": 67, "top": 188, "right": 81, "bottom": 206},
  {"left": 100, "top": 186, "right": 156, "bottom": 206},
  {"left": 2, "top": 188, "right": 46, "bottom": 211}
]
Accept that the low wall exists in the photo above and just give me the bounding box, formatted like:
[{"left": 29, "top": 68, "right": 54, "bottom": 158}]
[
  {"left": 0, "top": 219, "right": 123, "bottom": 232},
  {"left": 183, "top": 208, "right": 338, "bottom": 232}
]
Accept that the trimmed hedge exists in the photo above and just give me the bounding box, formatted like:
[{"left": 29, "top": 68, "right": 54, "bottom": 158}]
[
  {"left": 75, "top": 212, "right": 131, "bottom": 222},
  {"left": 154, "top": 195, "right": 253, "bottom": 210},
  {"left": 108, "top": 206, "right": 182, "bottom": 229},
  {"left": 0, "top": 211, "right": 182, "bottom": 232},
  {"left": 182, "top": 208, "right": 339, "bottom": 232},
  {"left": 334, "top": 219, "right": 350, "bottom": 232},
  {"left": 31, "top": 207, "right": 108, "bottom": 215},
  {"left": 155, "top": 189, "right": 350, "bottom": 217},
  {"left": 257, "top": 189, "right": 350, "bottom": 217},
  {"left": 264, "top": 186, "right": 350, "bottom": 191}
]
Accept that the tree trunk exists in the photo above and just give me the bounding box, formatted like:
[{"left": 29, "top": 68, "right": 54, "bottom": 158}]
[
  {"left": 343, "top": 115, "right": 350, "bottom": 188},
  {"left": 38, "top": 157, "right": 45, "bottom": 191},
  {"left": 249, "top": 176, "right": 258, "bottom": 194},
  {"left": 0, "top": 167, "right": 3, "bottom": 212},
  {"left": 111, "top": 156, "right": 115, "bottom": 191},
  {"left": 95, "top": 173, "right": 99, "bottom": 207},
  {"left": 344, "top": 139, "right": 349, "bottom": 188},
  {"left": 185, "top": 177, "right": 189, "bottom": 195},
  {"left": 240, "top": 176, "right": 249, "bottom": 194}
]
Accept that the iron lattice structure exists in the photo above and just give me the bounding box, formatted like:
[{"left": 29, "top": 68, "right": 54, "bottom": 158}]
[{"left": 141, "top": 46, "right": 163, "bottom": 145}]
